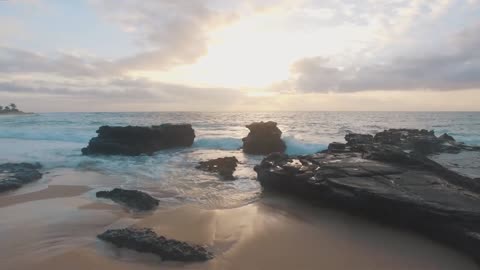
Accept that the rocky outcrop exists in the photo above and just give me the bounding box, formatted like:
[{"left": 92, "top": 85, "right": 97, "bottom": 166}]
[
  {"left": 439, "top": 133, "right": 455, "bottom": 142},
  {"left": 345, "top": 133, "right": 373, "bottom": 146},
  {"left": 0, "top": 163, "right": 42, "bottom": 192},
  {"left": 341, "top": 129, "right": 479, "bottom": 156},
  {"left": 96, "top": 188, "right": 159, "bottom": 211},
  {"left": 242, "top": 121, "right": 286, "bottom": 155},
  {"left": 82, "top": 124, "right": 195, "bottom": 156},
  {"left": 373, "top": 128, "right": 479, "bottom": 154},
  {"left": 196, "top": 156, "right": 239, "bottom": 180},
  {"left": 255, "top": 129, "right": 480, "bottom": 262},
  {"left": 98, "top": 227, "right": 213, "bottom": 262}
]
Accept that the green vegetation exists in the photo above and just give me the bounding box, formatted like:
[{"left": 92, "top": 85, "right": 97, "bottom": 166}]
[{"left": 0, "top": 103, "right": 24, "bottom": 114}]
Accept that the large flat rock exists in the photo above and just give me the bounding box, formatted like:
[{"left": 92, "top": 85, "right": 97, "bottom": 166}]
[
  {"left": 82, "top": 124, "right": 195, "bottom": 156},
  {"left": 255, "top": 130, "right": 480, "bottom": 263}
]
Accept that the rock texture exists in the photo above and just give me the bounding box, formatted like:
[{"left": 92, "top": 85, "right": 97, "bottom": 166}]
[
  {"left": 96, "top": 188, "right": 159, "bottom": 211},
  {"left": 0, "top": 163, "right": 42, "bottom": 192},
  {"left": 98, "top": 227, "right": 213, "bottom": 262},
  {"left": 82, "top": 124, "right": 195, "bottom": 156},
  {"left": 255, "top": 129, "right": 480, "bottom": 262},
  {"left": 372, "top": 129, "right": 478, "bottom": 154},
  {"left": 242, "top": 121, "right": 286, "bottom": 155},
  {"left": 196, "top": 156, "right": 239, "bottom": 180}
]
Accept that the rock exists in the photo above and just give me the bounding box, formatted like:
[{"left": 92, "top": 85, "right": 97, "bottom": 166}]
[
  {"left": 242, "top": 121, "right": 286, "bottom": 155},
  {"left": 372, "top": 129, "right": 443, "bottom": 154},
  {"left": 327, "top": 142, "right": 346, "bottom": 153},
  {"left": 255, "top": 140, "right": 480, "bottom": 262},
  {"left": 0, "top": 163, "right": 42, "bottom": 192},
  {"left": 97, "top": 227, "right": 213, "bottom": 262},
  {"left": 345, "top": 133, "right": 373, "bottom": 146},
  {"left": 82, "top": 124, "right": 195, "bottom": 156},
  {"left": 439, "top": 133, "right": 456, "bottom": 142},
  {"left": 96, "top": 188, "right": 159, "bottom": 211},
  {"left": 342, "top": 129, "right": 474, "bottom": 155},
  {"left": 196, "top": 157, "right": 239, "bottom": 180}
]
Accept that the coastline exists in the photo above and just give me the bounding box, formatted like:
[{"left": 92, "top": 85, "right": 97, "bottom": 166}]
[{"left": 0, "top": 168, "right": 477, "bottom": 270}]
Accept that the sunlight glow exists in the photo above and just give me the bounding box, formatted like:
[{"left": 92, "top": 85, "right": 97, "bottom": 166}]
[{"left": 131, "top": 6, "right": 377, "bottom": 89}]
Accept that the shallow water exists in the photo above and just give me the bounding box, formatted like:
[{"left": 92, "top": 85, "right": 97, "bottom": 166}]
[
  {"left": 1, "top": 112, "right": 480, "bottom": 269},
  {"left": 1, "top": 111, "right": 479, "bottom": 208}
]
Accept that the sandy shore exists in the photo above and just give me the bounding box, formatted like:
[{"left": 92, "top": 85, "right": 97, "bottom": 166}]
[{"left": 0, "top": 169, "right": 477, "bottom": 270}]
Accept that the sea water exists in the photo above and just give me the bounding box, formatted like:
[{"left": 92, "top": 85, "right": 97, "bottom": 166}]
[{"left": 0, "top": 112, "right": 479, "bottom": 208}]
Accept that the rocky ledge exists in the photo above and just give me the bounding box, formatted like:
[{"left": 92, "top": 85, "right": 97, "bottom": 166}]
[
  {"left": 82, "top": 124, "right": 195, "bottom": 156},
  {"left": 0, "top": 163, "right": 42, "bottom": 192},
  {"left": 196, "top": 156, "right": 239, "bottom": 180},
  {"left": 96, "top": 188, "right": 159, "bottom": 211},
  {"left": 255, "top": 129, "right": 480, "bottom": 262},
  {"left": 98, "top": 227, "right": 213, "bottom": 262},
  {"left": 242, "top": 121, "right": 286, "bottom": 155}
]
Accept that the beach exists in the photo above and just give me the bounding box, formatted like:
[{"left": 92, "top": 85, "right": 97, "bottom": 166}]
[
  {"left": 1, "top": 168, "right": 478, "bottom": 270},
  {"left": 1, "top": 112, "right": 480, "bottom": 269}
]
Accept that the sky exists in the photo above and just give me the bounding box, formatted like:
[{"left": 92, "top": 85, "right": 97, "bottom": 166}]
[{"left": 0, "top": 0, "right": 480, "bottom": 112}]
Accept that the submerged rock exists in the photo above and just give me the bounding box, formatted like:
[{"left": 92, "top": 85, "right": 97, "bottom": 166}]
[
  {"left": 82, "top": 124, "right": 195, "bottom": 156},
  {"left": 255, "top": 131, "right": 480, "bottom": 262},
  {"left": 242, "top": 121, "right": 286, "bottom": 155},
  {"left": 0, "top": 163, "right": 42, "bottom": 192},
  {"left": 196, "top": 156, "right": 239, "bottom": 180},
  {"left": 98, "top": 227, "right": 213, "bottom": 262},
  {"left": 96, "top": 188, "right": 159, "bottom": 211}
]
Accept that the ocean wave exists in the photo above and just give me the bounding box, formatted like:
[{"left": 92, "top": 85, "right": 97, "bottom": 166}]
[
  {"left": 193, "top": 137, "right": 242, "bottom": 150},
  {"left": 284, "top": 136, "right": 327, "bottom": 155}
]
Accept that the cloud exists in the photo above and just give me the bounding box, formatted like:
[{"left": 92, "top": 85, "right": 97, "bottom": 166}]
[
  {"left": 0, "top": 0, "right": 277, "bottom": 77},
  {"left": 0, "top": 46, "right": 119, "bottom": 77},
  {"left": 0, "top": 76, "right": 245, "bottom": 107},
  {"left": 90, "top": 0, "right": 240, "bottom": 71},
  {"left": 289, "top": 23, "right": 480, "bottom": 92}
]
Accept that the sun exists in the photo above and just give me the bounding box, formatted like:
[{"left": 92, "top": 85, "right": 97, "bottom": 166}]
[{"left": 130, "top": 6, "right": 376, "bottom": 91}]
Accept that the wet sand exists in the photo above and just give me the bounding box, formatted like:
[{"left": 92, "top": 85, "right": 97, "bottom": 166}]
[{"left": 0, "top": 169, "right": 478, "bottom": 270}]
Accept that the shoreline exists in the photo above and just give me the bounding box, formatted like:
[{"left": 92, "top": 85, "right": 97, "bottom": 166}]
[{"left": 0, "top": 168, "right": 477, "bottom": 270}]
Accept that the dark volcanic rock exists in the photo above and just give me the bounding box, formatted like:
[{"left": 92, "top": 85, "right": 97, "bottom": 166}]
[
  {"left": 0, "top": 163, "right": 42, "bottom": 192},
  {"left": 96, "top": 188, "right": 159, "bottom": 211},
  {"left": 196, "top": 156, "right": 239, "bottom": 180},
  {"left": 98, "top": 227, "right": 213, "bottom": 262},
  {"left": 345, "top": 133, "right": 373, "bottom": 146},
  {"left": 255, "top": 133, "right": 480, "bottom": 262},
  {"left": 439, "top": 133, "right": 456, "bottom": 142},
  {"left": 327, "top": 142, "right": 346, "bottom": 153},
  {"left": 242, "top": 121, "right": 286, "bottom": 155},
  {"left": 372, "top": 128, "right": 450, "bottom": 155},
  {"left": 82, "top": 124, "right": 195, "bottom": 156}
]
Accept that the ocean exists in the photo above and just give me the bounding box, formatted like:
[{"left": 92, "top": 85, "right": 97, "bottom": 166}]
[{"left": 1, "top": 111, "right": 479, "bottom": 208}]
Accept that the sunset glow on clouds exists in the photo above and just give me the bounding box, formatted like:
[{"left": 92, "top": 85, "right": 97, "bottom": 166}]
[{"left": 0, "top": 0, "right": 479, "bottom": 111}]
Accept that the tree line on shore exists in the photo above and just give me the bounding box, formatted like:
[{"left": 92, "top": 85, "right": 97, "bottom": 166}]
[{"left": 0, "top": 103, "right": 21, "bottom": 113}]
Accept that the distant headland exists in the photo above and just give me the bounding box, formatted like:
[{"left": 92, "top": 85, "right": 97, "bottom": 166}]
[{"left": 0, "top": 103, "right": 31, "bottom": 115}]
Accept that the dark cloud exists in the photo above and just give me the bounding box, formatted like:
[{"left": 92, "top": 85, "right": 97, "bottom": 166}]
[{"left": 291, "top": 24, "right": 480, "bottom": 92}]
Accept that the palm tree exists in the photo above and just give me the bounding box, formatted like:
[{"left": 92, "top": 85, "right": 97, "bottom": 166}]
[
  {"left": 0, "top": 106, "right": 3, "bottom": 112},
  {"left": 4, "top": 106, "right": 10, "bottom": 112}
]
